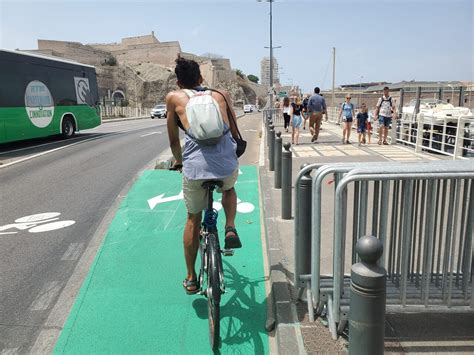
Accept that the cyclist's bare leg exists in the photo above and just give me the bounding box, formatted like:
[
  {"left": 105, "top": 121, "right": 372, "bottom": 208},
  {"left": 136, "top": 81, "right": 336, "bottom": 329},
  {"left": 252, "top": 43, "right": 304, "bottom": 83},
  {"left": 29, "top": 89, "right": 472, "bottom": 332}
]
[
  {"left": 221, "top": 187, "right": 236, "bottom": 234},
  {"left": 184, "top": 211, "right": 202, "bottom": 283}
]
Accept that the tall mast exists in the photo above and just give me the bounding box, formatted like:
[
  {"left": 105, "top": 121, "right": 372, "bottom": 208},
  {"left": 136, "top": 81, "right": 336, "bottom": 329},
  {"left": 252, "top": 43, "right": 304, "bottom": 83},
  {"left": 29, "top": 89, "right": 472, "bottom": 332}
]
[{"left": 332, "top": 47, "right": 336, "bottom": 106}]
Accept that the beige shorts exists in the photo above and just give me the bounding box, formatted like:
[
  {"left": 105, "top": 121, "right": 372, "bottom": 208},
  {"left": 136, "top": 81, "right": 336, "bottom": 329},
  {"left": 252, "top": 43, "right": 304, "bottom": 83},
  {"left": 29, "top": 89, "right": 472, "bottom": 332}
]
[{"left": 183, "top": 169, "right": 239, "bottom": 214}]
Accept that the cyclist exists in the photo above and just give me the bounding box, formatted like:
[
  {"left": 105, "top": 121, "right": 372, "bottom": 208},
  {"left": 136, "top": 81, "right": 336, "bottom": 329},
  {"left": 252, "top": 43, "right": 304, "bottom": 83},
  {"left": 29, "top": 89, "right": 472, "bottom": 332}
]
[{"left": 166, "top": 56, "right": 242, "bottom": 295}]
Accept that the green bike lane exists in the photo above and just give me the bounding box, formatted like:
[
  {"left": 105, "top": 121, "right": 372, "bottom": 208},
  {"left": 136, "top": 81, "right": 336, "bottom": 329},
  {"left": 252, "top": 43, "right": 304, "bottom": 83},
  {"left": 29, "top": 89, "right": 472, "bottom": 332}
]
[{"left": 54, "top": 165, "right": 269, "bottom": 354}]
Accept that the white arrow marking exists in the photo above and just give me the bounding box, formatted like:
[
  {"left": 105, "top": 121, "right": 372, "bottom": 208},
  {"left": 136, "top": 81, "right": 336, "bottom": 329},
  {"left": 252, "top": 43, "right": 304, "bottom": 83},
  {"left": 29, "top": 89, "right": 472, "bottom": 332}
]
[{"left": 148, "top": 190, "right": 184, "bottom": 210}]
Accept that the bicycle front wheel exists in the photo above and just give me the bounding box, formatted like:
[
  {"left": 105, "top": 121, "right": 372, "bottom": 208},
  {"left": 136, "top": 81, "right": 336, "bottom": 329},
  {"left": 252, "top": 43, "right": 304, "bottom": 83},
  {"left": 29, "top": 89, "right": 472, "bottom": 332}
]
[{"left": 207, "top": 233, "right": 221, "bottom": 350}]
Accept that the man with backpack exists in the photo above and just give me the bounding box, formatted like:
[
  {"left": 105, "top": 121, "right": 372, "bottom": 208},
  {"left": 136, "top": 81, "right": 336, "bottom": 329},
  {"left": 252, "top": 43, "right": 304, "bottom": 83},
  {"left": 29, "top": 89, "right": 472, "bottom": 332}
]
[
  {"left": 166, "top": 56, "right": 242, "bottom": 295},
  {"left": 374, "top": 86, "right": 396, "bottom": 145}
]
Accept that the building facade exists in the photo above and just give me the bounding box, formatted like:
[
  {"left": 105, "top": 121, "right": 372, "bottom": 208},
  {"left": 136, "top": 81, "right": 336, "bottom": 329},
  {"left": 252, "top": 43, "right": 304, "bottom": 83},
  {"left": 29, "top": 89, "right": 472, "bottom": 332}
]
[{"left": 260, "top": 57, "right": 279, "bottom": 87}]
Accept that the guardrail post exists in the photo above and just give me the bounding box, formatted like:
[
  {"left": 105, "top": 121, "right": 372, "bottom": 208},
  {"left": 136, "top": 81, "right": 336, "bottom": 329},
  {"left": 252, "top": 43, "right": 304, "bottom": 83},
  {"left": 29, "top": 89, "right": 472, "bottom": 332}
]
[
  {"left": 296, "top": 163, "right": 312, "bottom": 285},
  {"left": 269, "top": 126, "right": 275, "bottom": 171},
  {"left": 415, "top": 113, "right": 424, "bottom": 153},
  {"left": 282, "top": 142, "right": 292, "bottom": 219},
  {"left": 274, "top": 132, "right": 282, "bottom": 188},
  {"left": 349, "top": 235, "right": 386, "bottom": 355}
]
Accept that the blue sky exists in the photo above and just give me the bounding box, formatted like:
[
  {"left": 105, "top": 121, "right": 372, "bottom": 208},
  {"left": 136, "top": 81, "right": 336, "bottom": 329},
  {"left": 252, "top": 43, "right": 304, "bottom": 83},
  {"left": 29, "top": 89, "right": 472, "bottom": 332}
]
[{"left": 1, "top": 0, "right": 472, "bottom": 92}]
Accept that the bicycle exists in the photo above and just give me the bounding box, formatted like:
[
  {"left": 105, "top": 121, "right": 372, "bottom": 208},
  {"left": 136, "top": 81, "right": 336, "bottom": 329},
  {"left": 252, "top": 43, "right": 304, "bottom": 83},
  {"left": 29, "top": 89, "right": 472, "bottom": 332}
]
[{"left": 170, "top": 164, "right": 234, "bottom": 351}]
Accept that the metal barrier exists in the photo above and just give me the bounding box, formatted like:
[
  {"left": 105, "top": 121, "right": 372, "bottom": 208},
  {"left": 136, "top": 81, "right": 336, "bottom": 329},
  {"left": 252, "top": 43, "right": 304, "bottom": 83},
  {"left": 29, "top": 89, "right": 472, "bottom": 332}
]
[
  {"left": 294, "top": 160, "right": 474, "bottom": 339},
  {"left": 100, "top": 106, "right": 153, "bottom": 118},
  {"left": 396, "top": 112, "right": 474, "bottom": 159},
  {"left": 262, "top": 108, "right": 282, "bottom": 125}
]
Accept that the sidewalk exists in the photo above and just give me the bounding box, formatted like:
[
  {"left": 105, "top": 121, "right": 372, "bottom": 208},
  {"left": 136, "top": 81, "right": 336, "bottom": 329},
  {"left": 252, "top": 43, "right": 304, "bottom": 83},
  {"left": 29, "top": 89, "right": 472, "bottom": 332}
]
[{"left": 259, "top": 118, "right": 474, "bottom": 354}]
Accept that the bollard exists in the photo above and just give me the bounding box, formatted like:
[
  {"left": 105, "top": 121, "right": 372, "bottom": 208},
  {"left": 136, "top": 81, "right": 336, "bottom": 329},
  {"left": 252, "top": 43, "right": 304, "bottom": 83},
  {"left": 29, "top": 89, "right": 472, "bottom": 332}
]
[
  {"left": 274, "top": 132, "right": 282, "bottom": 188},
  {"left": 269, "top": 126, "right": 275, "bottom": 171},
  {"left": 267, "top": 122, "right": 273, "bottom": 148},
  {"left": 295, "top": 163, "right": 312, "bottom": 283},
  {"left": 349, "top": 236, "right": 386, "bottom": 355},
  {"left": 281, "top": 142, "right": 292, "bottom": 219}
]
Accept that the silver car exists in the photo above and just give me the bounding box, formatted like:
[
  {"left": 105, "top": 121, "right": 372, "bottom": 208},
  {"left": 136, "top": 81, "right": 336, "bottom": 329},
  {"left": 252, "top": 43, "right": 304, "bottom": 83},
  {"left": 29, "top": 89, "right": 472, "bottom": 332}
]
[{"left": 151, "top": 104, "right": 167, "bottom": 119}]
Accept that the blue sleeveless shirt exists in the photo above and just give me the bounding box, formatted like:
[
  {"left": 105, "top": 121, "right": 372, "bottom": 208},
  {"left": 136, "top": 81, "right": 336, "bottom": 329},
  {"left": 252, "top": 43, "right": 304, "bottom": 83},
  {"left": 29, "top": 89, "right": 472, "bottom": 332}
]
[{"left": 182, "top": 123, "right": 238, "bottom": 180}]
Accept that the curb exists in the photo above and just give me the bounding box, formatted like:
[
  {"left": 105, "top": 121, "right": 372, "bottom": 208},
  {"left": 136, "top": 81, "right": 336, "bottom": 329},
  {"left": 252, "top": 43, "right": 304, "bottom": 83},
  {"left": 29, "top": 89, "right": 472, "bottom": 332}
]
[{"left": 258, "top": 126, "right": 307, "bottom": 354}]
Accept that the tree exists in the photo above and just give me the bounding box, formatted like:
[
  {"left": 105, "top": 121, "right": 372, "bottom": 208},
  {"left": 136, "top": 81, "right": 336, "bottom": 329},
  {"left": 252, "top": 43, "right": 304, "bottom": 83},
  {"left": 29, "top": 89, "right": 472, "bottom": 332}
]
[
  {"left": 247, "top": 74, "right": 259, "bottom": 84},
  {"left": 235, "top": 69, "right": 245, "bottom": 79}
]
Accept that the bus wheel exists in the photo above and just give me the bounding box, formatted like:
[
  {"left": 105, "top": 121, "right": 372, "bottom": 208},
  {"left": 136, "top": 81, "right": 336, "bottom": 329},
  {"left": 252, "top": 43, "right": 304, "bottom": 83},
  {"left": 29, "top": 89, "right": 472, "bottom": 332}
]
[{"left": 62, "top": 117, "right": 75, "bottom": 138}]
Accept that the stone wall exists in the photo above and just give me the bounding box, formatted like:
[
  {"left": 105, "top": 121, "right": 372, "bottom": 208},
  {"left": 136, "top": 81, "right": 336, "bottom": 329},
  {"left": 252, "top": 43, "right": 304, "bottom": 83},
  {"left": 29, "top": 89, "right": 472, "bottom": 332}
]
[{"left": 37, "top": 40, "right": 110, "bottom": 66}]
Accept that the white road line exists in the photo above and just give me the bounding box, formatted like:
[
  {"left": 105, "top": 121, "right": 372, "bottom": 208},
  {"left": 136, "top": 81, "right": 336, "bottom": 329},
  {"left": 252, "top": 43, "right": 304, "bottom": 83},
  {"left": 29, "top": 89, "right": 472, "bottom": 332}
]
[
  {"left": 0, "top": 134, "right": 101, "bottom": 155},
  {"left": 0, "top": 135, "right": 105, "bottom": 169},
  {"left": 140, "top": 131, "right": 162, "bottom": 137},
  {"left": 30, "top": 281, "right": 62, "bottom": 311},
  {"left": 61, "top": 243, "right": 85, "bottom": 261}
]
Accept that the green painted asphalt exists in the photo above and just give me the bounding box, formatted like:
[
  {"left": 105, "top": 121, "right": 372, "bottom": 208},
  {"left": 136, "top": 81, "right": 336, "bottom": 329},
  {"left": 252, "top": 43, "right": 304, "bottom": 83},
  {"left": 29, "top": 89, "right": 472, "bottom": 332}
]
[{"left": 54, "top": 165, "right": 269, "bottom": 354}]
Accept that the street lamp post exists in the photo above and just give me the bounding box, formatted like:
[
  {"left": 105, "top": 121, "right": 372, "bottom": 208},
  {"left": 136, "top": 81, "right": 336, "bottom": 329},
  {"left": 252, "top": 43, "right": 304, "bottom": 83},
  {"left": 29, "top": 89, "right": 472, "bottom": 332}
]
[
  {"left": 359, "top": 75, "right": 363, "bottom": 108},
  {"left": 260, "top": 0, "right": 281, "bottom": 108}
]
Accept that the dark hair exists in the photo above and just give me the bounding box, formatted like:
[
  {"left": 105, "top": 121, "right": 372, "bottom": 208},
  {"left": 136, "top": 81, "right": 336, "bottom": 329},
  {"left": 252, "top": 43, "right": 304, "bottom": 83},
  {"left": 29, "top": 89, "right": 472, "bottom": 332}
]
[
  {"left": 314, "top": 87, "right": 320, "bottom": 94},
  {"left": 383, "top": 86, "right": 389, "bottom": 90},
  {"left": 175, "top": 56, "right": 201, "bottom": 88},
  {"left": 283, "top": 97, "right": 290, "bottom": 106}
]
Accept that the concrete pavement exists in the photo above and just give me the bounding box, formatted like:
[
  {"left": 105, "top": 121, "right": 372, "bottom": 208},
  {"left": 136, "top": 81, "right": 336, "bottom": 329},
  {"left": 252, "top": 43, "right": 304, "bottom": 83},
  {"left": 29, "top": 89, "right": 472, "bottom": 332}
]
[{"left": 259, "top": 116, "right": 474, "bottom": 354}]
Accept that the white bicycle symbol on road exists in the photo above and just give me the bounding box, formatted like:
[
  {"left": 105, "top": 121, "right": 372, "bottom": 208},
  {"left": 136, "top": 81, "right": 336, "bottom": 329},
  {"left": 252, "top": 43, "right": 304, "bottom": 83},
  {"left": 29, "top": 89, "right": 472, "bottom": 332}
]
[{"left": 0, "top": 213, "right": 76, "bottom": 235}]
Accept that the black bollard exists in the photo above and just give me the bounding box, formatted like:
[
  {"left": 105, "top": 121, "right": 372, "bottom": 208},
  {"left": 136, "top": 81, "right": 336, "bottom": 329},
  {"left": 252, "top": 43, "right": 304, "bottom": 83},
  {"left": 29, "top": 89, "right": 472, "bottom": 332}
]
[
  {"left": 296, "top": 163, "right": 312, "bottom": 279},
  {"left": 349, "top": 236, "right": 386, "bottom": 355},
  {"left": 269, "top": 126, "right": 275, "bottom": 171},
  {"left": 267, "top": 122, "right": 273, "bottom": 148},
  {"left": 274, "top": 132, "right": 283, "bottom": 188},
  {"left": 281, "top": 142, "right": 292, "bottom": 219}
]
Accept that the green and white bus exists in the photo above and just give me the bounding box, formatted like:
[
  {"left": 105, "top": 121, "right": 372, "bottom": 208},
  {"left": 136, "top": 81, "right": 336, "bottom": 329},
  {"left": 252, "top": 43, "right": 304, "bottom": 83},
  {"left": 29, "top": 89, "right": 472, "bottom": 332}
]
[{"left": 0, "top": 49, "right": 101, "bottom": 144}]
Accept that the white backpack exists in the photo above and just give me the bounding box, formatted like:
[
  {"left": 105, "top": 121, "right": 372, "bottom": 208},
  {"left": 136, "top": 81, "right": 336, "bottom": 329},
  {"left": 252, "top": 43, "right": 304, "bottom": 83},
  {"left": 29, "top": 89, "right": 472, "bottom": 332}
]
[{"left": 183, "top": 89, "right": 228, "bottom": 146}]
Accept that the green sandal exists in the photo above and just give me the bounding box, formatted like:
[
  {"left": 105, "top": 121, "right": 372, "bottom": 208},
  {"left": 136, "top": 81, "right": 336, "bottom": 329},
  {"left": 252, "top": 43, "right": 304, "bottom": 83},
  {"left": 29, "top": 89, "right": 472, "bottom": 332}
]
[{"left": 182, "top": 278, "right": 200, "bottom": 295}]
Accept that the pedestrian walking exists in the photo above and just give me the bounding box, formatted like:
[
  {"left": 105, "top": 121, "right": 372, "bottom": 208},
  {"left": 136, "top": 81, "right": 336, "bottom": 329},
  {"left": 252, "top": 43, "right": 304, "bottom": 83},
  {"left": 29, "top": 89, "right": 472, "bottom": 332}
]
[
  {"left": 290, "top": 97, "right": 304, "bottom": 145},
  {"left": 338, "top": 95, "right": 355, "bottom": 144},
  {"left": 302, "top": 94, "right": 309, "bottom": 130},
  {"left": 356, "top": 103, "right": 369, "bottom": 146},
  {"left": 307, "top": 87, "right": 326, "bottom": 143},
  {"left": 374, "top": 86, "right": 396, "bottom": 145},
  {"left": 282, "top": 97, "right": 291, "bottom": 132}
]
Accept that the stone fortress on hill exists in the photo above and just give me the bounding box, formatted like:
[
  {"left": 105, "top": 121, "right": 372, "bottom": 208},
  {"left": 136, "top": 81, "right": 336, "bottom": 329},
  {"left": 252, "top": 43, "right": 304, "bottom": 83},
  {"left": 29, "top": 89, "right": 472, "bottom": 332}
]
[{"left": 25, "top": 32, "right": 267, "bottom": 108}]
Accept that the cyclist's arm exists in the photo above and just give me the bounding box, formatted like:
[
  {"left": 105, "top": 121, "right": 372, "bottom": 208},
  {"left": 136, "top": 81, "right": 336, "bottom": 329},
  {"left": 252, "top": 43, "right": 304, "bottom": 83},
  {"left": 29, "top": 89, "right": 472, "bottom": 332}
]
[{"left": 166, "top": 92, "right": 182, "bottom": 164}]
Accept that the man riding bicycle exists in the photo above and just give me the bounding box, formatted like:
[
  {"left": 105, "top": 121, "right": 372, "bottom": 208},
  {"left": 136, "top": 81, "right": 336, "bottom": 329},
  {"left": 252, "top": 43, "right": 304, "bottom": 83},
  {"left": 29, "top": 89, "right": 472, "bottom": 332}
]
[{"left": 166, "top": 56, "right": 242, "bottom": 295}]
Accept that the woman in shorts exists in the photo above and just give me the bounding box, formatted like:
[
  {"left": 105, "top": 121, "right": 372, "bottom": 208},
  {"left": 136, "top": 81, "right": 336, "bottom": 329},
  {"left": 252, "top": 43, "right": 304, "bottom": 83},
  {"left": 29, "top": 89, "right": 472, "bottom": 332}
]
[
  {"left": 290, "top": 97, "right": 304, "bottom": 145},
  {"left": 338, "top": 95, "right": 355, "bottom": 144}
]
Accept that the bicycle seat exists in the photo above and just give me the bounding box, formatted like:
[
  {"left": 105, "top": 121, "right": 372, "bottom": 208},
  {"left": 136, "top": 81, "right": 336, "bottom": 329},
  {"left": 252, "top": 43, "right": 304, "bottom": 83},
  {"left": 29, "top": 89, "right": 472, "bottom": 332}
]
[{"left": 202, "top": 180, "right": 224, "bottom": 190}]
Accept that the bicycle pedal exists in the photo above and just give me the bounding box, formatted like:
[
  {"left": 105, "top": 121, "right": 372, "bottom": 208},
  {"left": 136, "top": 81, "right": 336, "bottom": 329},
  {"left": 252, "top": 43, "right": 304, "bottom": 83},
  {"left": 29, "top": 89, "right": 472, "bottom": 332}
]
[{"left": 222, "top": 248, "right": 234, "bottom": 256}]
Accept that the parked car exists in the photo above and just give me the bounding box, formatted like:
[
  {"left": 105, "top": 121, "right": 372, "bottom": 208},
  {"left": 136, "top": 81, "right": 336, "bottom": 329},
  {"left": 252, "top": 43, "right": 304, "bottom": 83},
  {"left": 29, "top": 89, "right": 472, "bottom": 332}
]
[
  {"left": 244, "top": 104, "right": 253, "bottom": 113},
  {"left": 151, "top": 104, "right": 167, "bottom": 119}
]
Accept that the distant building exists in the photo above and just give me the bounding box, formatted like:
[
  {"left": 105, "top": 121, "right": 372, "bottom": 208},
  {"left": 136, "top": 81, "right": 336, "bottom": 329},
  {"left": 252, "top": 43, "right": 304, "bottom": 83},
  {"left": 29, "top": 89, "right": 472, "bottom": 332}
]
[{"left": 260, "top": 57, "right": 279, "bottom": 86}]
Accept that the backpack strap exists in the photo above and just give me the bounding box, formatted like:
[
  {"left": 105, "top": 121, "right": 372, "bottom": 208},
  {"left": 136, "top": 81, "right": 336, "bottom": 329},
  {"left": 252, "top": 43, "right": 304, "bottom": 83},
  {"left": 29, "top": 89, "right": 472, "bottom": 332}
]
[{"left": 182, "top": 89, "right": 196, "bottom": 98}]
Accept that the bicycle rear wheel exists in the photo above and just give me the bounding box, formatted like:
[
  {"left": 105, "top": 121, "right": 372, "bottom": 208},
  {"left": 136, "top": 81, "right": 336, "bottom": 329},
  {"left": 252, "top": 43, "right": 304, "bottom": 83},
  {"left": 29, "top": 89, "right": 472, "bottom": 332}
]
[{"left": 207, "top": 233, "right": 221, "bottom": 350}]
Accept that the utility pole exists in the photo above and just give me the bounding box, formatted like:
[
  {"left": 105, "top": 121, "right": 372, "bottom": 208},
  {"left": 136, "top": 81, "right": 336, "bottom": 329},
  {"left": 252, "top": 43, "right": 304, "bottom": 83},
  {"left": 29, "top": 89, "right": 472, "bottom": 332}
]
[
  {"left": 332, "top": 47, "right": 336, "bottom": 107},
  {"left": 269, "top": 0, "right": 274, "bottom": 107}
]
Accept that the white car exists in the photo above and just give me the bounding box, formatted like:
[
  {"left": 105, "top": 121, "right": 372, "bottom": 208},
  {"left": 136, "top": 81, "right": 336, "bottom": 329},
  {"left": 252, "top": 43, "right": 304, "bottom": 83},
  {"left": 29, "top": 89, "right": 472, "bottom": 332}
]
[
  {"left": 150, "top": 104, "right": 167, "bottom": 119},
  {"left": 244, "top": 104, "right": 253, "bottom": 113}
]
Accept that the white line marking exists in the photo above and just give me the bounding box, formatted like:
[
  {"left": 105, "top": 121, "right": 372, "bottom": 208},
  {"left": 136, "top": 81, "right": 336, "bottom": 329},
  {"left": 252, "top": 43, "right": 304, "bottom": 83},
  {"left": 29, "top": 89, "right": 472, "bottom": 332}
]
[
  {"left": 30, "top": 281, "right": 62, "bottom": 311},
  {"left": 0, "top": 134, "right": 100, "bottom": 155},
  {"left": 140, "top": 131, "right": 162, "bottom": 137},
  {"left": 61, "top": 243, "right": 85, "bottom": 261}
]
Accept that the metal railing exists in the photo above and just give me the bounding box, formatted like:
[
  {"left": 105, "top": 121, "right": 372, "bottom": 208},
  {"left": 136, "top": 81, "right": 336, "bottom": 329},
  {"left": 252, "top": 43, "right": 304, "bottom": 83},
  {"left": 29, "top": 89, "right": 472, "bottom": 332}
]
[
  {"left": 396, "top": 112, "right": 474, "bottom": 159},
  {"left": 100, "top": 106, "right": 153, "bottom": 119},
  {"left": 294, "top": 160, "right": 474, "bottom": 339}
]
